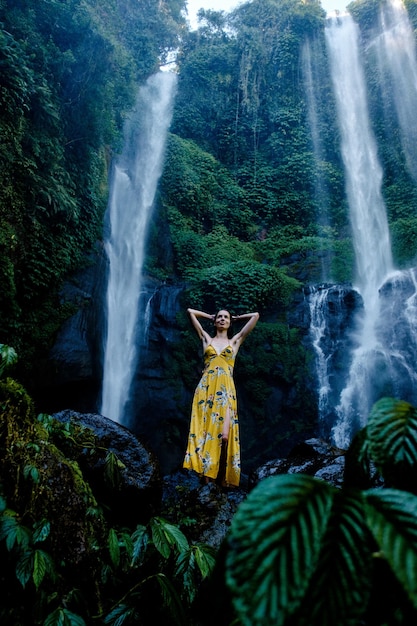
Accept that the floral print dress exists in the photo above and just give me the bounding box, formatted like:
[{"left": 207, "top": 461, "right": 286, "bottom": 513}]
[{"left": 183, "top": 344, "right": 240, "bottom": 486}]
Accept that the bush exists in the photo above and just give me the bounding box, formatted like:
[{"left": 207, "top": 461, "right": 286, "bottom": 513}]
[{"left": 187, "top": 260, "right": 300, "bottom": 313}]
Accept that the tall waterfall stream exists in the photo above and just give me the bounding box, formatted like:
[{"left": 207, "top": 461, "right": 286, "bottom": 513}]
[
  {"left": 310, "top": 1, "right": 417, "bottom": 448},
  {"left": 100, "top": 72, "right": 177, "bottom": 424}
]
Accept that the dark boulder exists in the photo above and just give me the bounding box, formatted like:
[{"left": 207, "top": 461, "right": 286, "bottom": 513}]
[
  {"left": 249, "top": 437, "right": 346, "bottom": 489},
  {"left": 53, "top": 409, "right": 162, "bottom": 526}
]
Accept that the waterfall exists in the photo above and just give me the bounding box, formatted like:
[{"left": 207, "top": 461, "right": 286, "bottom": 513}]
[
  {"left": 375, "top": 0, "right": 417, "bottom": 183},
  {"left": 308, "top": 287, "right": 333, "bottom": 423},
  {"left": 100, "top": 72, "right": 177, "bottom": 424},
  {"left": 308, "top": 284, "right": 362, "bottom": 440},
  {"left": 325, "top": 15, "right": 393, "bottom": 447}
]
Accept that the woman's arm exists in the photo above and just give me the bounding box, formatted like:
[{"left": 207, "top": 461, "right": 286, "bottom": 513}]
[
  {"left": 187, "top": 308, "right": 213, "bottom": 344},
  {"left": 231, "top": 312, "right": 260, "bottom": 352}
]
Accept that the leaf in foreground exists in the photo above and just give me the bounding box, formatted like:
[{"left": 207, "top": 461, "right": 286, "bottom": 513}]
[{"left": 225, "top": 474, "right": 335, "bottom": 626}]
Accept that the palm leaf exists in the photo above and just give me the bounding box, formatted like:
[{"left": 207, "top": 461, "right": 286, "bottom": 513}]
[
  {"left": 367, "top": 398, "right": 417, "bottom": 489},
  {"left": 225, "top": 474, "right": 335, "bottom": 626},
  {"left": 365, "top": 488, "right": 417, "bottom": 608}
]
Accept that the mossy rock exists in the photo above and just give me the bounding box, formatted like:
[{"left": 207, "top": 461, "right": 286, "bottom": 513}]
[{"left": 0, "top": 379, "right": 107, "bottom": 598}]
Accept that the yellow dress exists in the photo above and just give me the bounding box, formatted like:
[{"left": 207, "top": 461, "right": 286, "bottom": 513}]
[{"left": 183, "top": 344, "right": 240, "bottom": 486}]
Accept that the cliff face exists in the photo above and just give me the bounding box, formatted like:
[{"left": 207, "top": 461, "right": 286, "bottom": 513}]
[{"left": 37, "top": 240, "right": 365, "bottom": 479}]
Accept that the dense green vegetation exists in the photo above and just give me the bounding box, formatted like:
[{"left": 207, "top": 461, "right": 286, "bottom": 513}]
[
  {"left": 0, "top": 0, "right": 186, "bottom": 378},
  {"left": 4, "top": 353, "right": 417, "bottom": 624},
  {"left": 0, "top": 361, "right": 216, "bottom": 625}
]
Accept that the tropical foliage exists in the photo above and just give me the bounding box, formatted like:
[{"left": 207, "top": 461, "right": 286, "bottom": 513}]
[
  {"left": 0, "top": 0, "right": 186, "bottom": 379},
  {"left": 0, "top": 361, "right": 216, "bottom": 625},
  {"left": 199, "top": 397, "right": 417, "bottom": 626},
  {"left": 4, "top": 336, "right": 417, "bottom": 625}
]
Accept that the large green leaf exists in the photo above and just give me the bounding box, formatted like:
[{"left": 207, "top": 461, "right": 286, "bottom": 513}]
[
  {"left": 33, "top": 549, "right": 48, "bottom": 589},
  {"left": 293, "top": 489, "right": 372, "bottom": 625},
  {"left": 131, "top": 524, "right": 149, "bottom": 566},
  {"left": 225, "top": 474, "right": 335, "bottom": 626},
  {"left": 175, "top": 544, "right": 216, "bottom": 604},
  {"left": 193, "top": 544, "right": 217, "bottom": 578},
  {"left": 108, "top": 528, "right": 120, "bottom": 568},
  {"left": 0, "top": 512, "right": 31, "bottom": 551},
  {"left": 103, "top": 603, "right": 136, "bottom": 626},
  {"left": 32, "top": 519, "right": 51, "bottom": 544},
  {"left": 15, "top": 549, "right": 33, "bottom": 588},
  {"left": 0, "top": 344, "right": 17, "bottom": 377},
  {"left": 104, "top": 452, "right": 125, "bottom": 489},
  {"left": 365, "top": 488, "right": 417, "bottom": 608},
  {"left": 367, "top": 398, "right": 417, "bottom": 490},
  {"left": 150, "top": 517, "right": 189, "bottom": 559}
]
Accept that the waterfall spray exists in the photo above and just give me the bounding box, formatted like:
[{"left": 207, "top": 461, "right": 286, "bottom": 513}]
[{"left": 101, "top": 72, "right": 177, "bottom": 424}]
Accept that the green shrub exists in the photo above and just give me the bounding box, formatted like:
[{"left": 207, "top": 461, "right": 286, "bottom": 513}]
[{"left": 187, "top": 260, "right": 300, "bottom": 313}]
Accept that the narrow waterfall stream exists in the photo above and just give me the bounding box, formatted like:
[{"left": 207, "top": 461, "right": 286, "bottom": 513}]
[
  {"left": 324, "top": 15, "right": 393, "bottom": 447},
  {"left": 376, "top": 0, "right": 417, "bottom": 183},
  {"left": 100, "top": 72, "right": 177, "bottom": 424}
]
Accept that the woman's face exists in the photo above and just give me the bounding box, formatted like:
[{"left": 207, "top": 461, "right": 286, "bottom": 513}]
[{"left": 215, "top": 310, "right": 231, "bottom": 330}]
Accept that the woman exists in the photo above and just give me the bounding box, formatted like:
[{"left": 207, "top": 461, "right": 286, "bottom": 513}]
[{"left": 183, "top": 308, "right": 259, "bottom": 487}]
